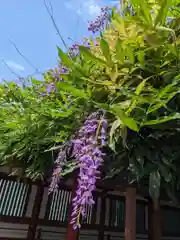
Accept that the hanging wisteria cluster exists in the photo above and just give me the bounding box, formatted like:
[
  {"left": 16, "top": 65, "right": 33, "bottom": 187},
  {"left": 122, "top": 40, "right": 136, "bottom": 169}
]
[
  {"left": 88, "top": 7, "right": 111, "bottom": 33},
  {"left": 70, "top": 111, "right": 107, "bottom": 229},
  {"left": 49, "top": 111, "right": 108, "bottom": 229},
  {"left": 48, "top": 145, "right": 68, "bottom": 193}
]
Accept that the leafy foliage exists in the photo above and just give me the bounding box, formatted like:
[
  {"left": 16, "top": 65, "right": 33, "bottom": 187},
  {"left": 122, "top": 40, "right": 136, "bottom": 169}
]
[
  {"left": 0, "top": 80, "right": 86, "bottom": 179},
  {"left": 1, "top": 0, "right": 180, "bottom": 200}
]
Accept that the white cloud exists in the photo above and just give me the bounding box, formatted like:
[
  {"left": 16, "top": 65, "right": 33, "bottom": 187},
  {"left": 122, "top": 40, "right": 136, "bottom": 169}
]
[
  {"left": 83, "top": 0, "right": 101, "bottom": 16},
  {"left": 64, "top": 0, "right": 102, "bottom": 20},
  {"left": 5, "top": 61, "right": 25, "bottom": 72}
]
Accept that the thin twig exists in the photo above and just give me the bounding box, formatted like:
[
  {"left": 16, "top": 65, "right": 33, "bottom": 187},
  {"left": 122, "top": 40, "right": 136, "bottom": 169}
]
[
  {"left": 44, "top": 0, "right": 67, "bottom": 50},
  {"left": 1, "top": 58, "right": 44, "bottom": 82},
  {"left": 1, "top": 59, "right": 22, "bottom": 79},
  {"left": 9, "top": 39, "right": 40, "bottom": 73}
]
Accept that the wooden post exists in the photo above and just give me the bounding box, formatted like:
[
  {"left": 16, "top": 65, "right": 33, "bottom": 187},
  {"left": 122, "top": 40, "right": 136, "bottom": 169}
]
[
  {"left": 27, "top": 182, "right": 44, "bottom": 240},
  {"left": 148, "top": 198, "right": 161, "bottom": 240},
  {"left": 66, "top": 182, "right": 79, "bottom": 240},
  {"left": 99, "top": 192, "right": 106, "bottom": 240},
  {"left": 125, "top": 187, "right": 136, "bottom": 240}
]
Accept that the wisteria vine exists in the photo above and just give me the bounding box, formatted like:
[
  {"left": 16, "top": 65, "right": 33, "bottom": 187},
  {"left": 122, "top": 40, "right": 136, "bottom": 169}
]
[
  {"left": 48, "top": 6, "right": 110, "bottom": 230},
  {"left": 49, "top": 111, "right": 108, "bottom": 229}
]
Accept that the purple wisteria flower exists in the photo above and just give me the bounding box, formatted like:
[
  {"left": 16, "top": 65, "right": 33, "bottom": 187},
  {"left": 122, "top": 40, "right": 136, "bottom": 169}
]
[
  {"left": 48, "top": 162, "right": 63, "bottom": 193},
  {"left": 88, "top": 7, "right": 111, "bottom": 33},
  {"left": 70, "top": 111, "right": 108, "bottom": 229},
  {"left": 50, "top": 65, "right": 68, "bottom": 82},
  {"left": 41, "top": 64, "right": 69, "bottom": 96},
  {"left": 46, "top": 82, "right": 56, "bottom": 94},
  {"left": 68, "top": 43, "right": 80, "bottom": 58},
  {"left": 68, "top": 41, "right": 91, "bottom": 58},
  {"left": 49, "top": 147, "right": 67, "bottom": 194}
]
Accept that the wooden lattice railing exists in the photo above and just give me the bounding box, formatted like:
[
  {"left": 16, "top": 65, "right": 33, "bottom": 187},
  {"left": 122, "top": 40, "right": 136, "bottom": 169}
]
[{"left": 0, "top": 173, "right": 180, "bottom": 238}]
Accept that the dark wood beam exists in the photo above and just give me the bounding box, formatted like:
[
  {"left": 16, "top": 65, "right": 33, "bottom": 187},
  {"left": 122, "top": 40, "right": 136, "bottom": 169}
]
[
  {"left": 66, "top": 180, "right": 79, "bottom": 240},
  {"left": 27, "top": 182, "right": 44, "bottom": 240},
  {"left": 148, "top": 198, "right": 161, "bottom": 240},
  {"left": 125, "top": 187, "right": 136, "bottom": 240},
  {"left": 98, "top": 191, "right": 106, "bottom": 240}
]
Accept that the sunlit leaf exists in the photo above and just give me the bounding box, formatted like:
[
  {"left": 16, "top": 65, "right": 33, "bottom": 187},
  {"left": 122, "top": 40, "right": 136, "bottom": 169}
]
[
  {"left": 154, "top": 0, "right": 172, "bottom": 27},
  {"left": 57, "top": 46, "right": 73, "bottom": 67},
  {"left": 100, "top": 38, "right": 112, "bottom": 64},
  {"left": 110, "top": 105, "right": 139, "bottom": 132},
  {"left": 79, "top": 46, "right": 106, "bottom": 64},
  {"left": 31, "top": 79, "right": 43, "bottom": 85},
  {"left": 56, "top": 82, "right": 88, "bottom": 99},
  {"left": 109, "top": 118, "right": 122, "bottom": 150},
  {"left": 115, "top": 38, "right": 124, "bottom": 63},
  {"left": 135, "top": 79, "right": 147, "bottom": 95},
  {"left": 126, "top": 46, "right": 134, "bottom": 64}
]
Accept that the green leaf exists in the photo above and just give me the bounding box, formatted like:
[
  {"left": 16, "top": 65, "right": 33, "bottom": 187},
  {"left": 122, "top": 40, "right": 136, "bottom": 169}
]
[
  {"left": 104, "top": 166, "right": 124, "bottom": 180},
  {"left": 149, "top": 171, "right": 161, "bottom": 200},
  {"left": 154, "top": 0, "right": 172, "bottom": 27},
  {"left": 156, "top": 26, "right": 176, "bottom": 41},
  {"left": 61, "top": 161, "right": 78, "bottom": 176},
  {"left": 79, "top": 46, "right": 106, "bottom": 65},
  {"left": 57, "top": 46, "right": 73, "bottom": 68},
  {"left": 56, "top": 82, "right": 88, "bottom": 99},
  {"left": 125, "top": 46, "right": 134, "bottom": 64},
  {"left": 109, "top": 118, "right": 122, "bottom": 150},
  {"left": 45, "top": 145, "right": 62, "bottom": 152},
  {"left": 31, "top": 79, "right": 43, "bottom": 85},
  {"left": 141, "top": 2, "right": 152, "bottom": 25},
  {"left": 137, "top": 51, "right": 144, "bottom": 64},
  {"left": 100, "top": 38, "right": 112, "bottom": 64},
  {"left": 143, "top": 113, "right": 180, "bottom": 126},
  {"left": 50, "top": 110, "right": 73, "bottom": 118},
  {"left": 135, "top": 79, "right": 147, "bottom": 95},
  {"left": 110, "top": 106, "right": 139, "bottom": 132},
  {"left": 115, "top": 39, "right": 124, "bottom": 63},
  {"left": 159, "top": 164, "right": 172, "bottom": 183},
  {"left": 132, "top": 0, "right": 152, "bottom": 25}
]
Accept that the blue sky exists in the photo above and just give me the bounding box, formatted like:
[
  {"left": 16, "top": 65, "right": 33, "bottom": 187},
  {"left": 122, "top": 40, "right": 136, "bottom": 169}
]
[{"left": 0, "top": 0, "right": 119, "bottom": 81}]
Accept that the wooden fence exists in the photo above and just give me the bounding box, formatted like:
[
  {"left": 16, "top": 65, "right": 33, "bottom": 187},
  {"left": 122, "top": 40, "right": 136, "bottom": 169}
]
[{"left": 0, "top": 174, "right": 180, "bottom": 240}]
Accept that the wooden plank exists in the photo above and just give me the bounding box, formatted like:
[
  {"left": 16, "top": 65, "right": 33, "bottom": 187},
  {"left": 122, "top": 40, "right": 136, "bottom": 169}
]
[
  {"left": 125, "top": 187, "right": 136, "bottom": 240},
  {"left": 98, "top": 192, "right": 106, "bottom": 240},
  {"left": 148, "top": 198, "right": 161, "bottom": 240},
  {"left": 66, "top": 181, "right": 79, "bottom": 240},
  {"left": 27, "top": 182, "right": 44, "bottom": 240},
  {"left": 0, "top": 215, "right": 30, "bottom": 224}
]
